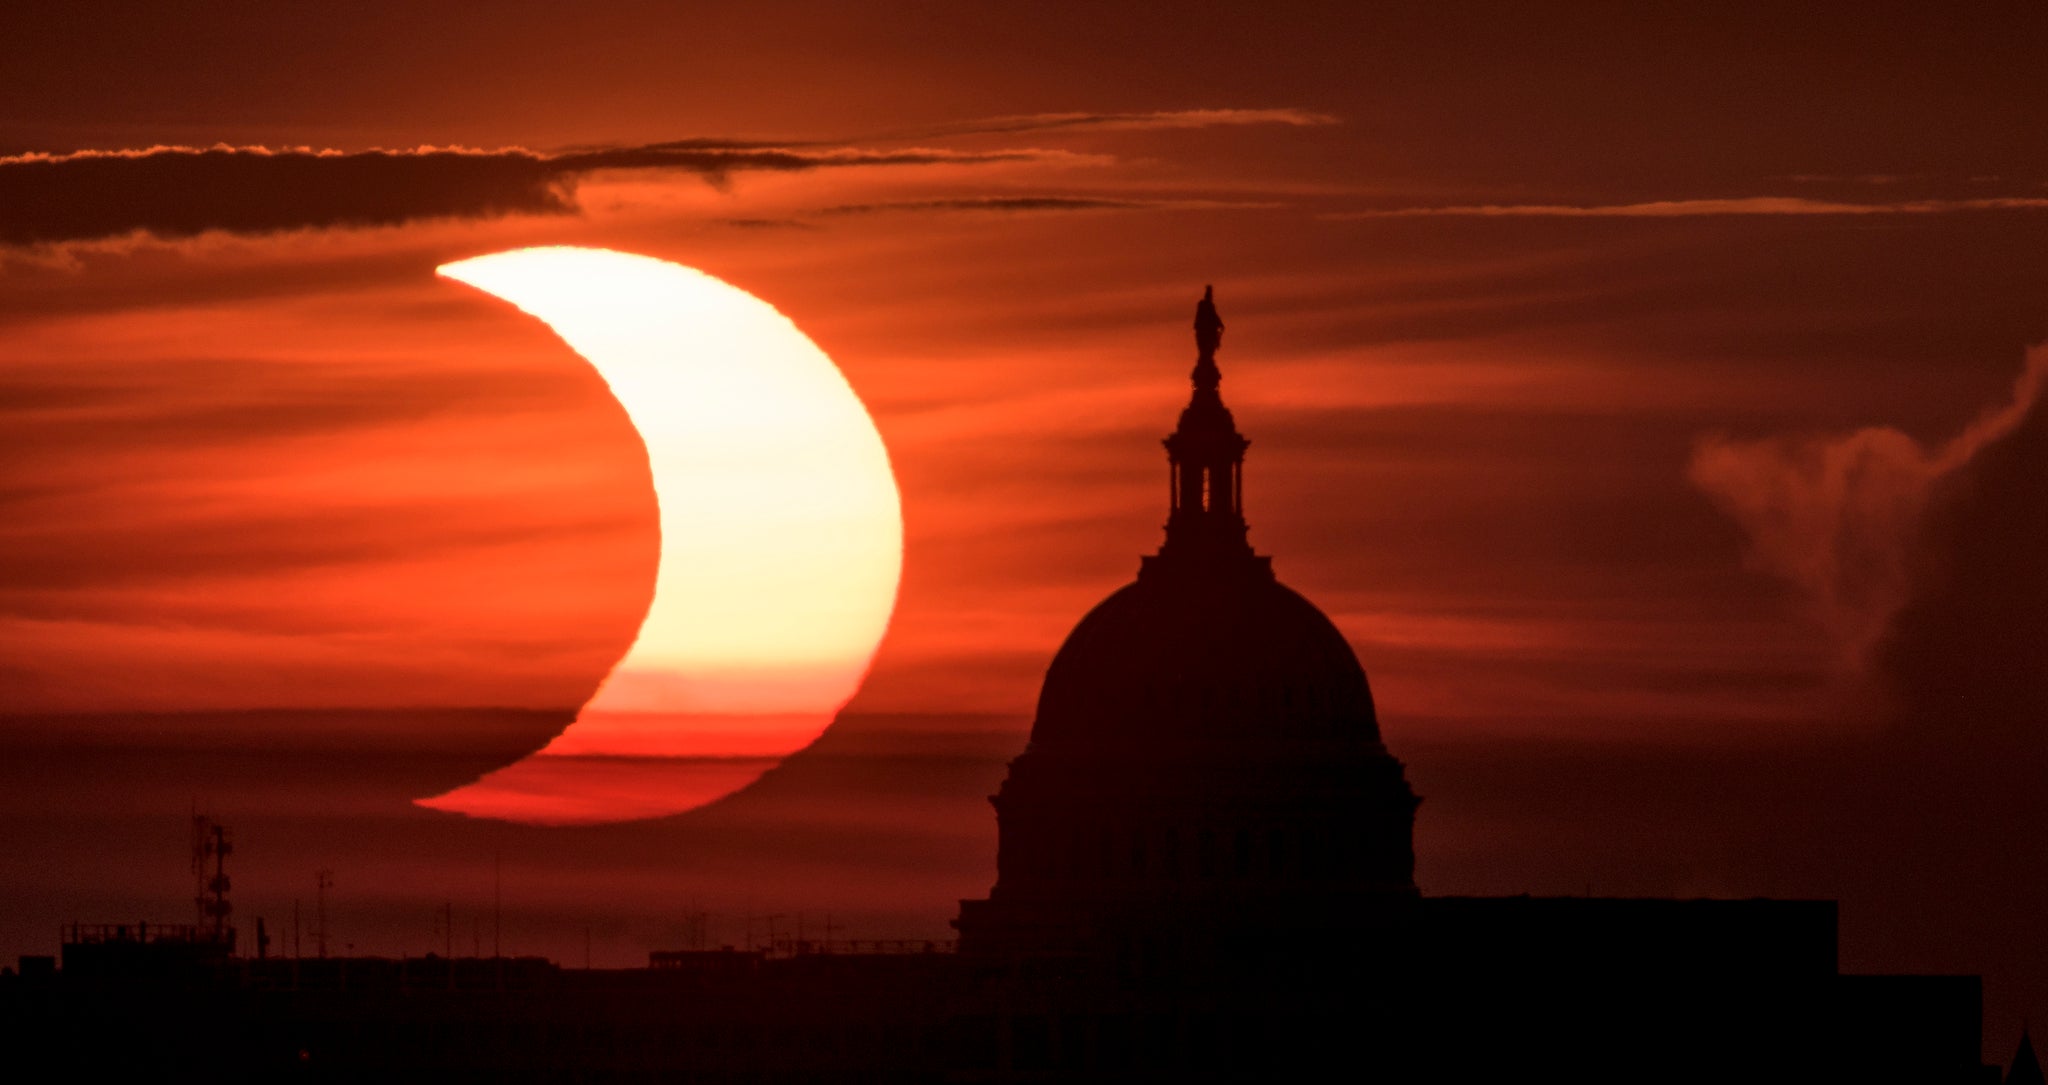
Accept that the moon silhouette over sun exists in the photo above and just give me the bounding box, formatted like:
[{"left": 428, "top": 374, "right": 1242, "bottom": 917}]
[{"left": 418, "top": 247, "right": 903, "bottom": 824}]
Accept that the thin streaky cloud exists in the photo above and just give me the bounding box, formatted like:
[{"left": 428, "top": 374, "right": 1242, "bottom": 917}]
[
  {"left": 715, "top": 217, "right": 822, "bottom": 231},
  {"left": 816, "top": 196, "right": 1279, "bottom": 218},
  {"left": 544, "top": 145, "right": 1048, "bottom": 176},
  {"left": 822, "top": 197, "right": 1144, "bottom": 215},
  {"left": 701, "top": 196, "right": 1279, "bottom": 230},
  {"left": 555, "top": 108, "right": 1336, "bottom": 154},
  {"left": 864, "top": 108, "right": 1340, "bottom": 142},
  {"left": 1333, "top": 196, "right": 2048, "bottom": 219}
]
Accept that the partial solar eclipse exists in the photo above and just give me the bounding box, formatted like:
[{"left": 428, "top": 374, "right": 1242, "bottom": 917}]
[{"left": 419, "top": 247, "right": 902, "bottom": 824}]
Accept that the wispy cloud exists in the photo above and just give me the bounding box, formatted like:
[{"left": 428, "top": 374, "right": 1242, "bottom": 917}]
[
  {"left": 868, "top": 108, "right": 1339, "bottom": 141},
  {"left": 822, "top": 196, "right": 1144, "bottom": 216},
  {"left": 1688, "top": 348, "right": 2048, "bottom": 669},
  {"left": 816, "top": 195, "right": 1276, "bottom": 217},
  {"left": 1337, "top": 196, "right": 2048, "bottom": 219}
]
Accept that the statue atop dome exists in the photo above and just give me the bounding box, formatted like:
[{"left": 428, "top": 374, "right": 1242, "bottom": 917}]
[{"left": 1194, "top": 283, "right": 1224, "bottom": 358}]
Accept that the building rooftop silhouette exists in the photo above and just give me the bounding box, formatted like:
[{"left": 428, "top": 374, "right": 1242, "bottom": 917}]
[{"left": 0, "top": 290, "right": 1997, "bottom": 1083}]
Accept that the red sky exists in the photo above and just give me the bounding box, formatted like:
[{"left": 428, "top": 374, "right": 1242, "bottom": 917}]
[{"left": 6, "top": 0, "right": 2048, "bottom": 1062}]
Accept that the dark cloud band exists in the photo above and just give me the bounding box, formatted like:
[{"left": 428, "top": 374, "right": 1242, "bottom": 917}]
[{"left": 0, "top": 142, "right": 1043, "bottom": 247}]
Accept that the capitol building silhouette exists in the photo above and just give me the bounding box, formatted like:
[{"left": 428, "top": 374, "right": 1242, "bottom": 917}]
[{"left": 1, "top": 290, "right": 1994, "bottom": 1083}]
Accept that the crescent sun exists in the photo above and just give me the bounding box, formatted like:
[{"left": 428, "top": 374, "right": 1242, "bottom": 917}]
[{"left": 417, "top": 247, "right": 903, "bottom": 824}]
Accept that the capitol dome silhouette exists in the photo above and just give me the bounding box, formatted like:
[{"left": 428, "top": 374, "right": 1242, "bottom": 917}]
[
  {"left": 1031, "top": 283, "right": 1377, "bottom": 749},
  {"left": 956, "top": 287, "right": 1420, "bottom": 962}
]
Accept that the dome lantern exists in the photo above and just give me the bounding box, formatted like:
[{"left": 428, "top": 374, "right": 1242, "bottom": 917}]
[{"left": 1154, "top": 286, "right": 1258, "bottom": 572}]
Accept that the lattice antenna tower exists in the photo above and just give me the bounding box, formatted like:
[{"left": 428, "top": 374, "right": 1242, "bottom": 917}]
[{"left": 190, "top": 813, "right": 233, "bottom": 945}]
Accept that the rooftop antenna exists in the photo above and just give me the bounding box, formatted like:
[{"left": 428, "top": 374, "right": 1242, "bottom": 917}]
[
  {"left": 314, "top": 870, "right": 334, "bottom": 959},
  {"left": 190, "top": 812, "right": 233, "bottom": 946},
  {"left": 678, "top": 906, "right": 710, "bottom": 951},
  {"left": 493, "top": 851, "right": 503, "bottom": 959}
]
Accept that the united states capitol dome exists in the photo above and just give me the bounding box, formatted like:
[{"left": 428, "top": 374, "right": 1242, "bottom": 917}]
[
  {"left": 954, "top": 287, "right": 1421, "bottom": 961},
  {"left": 1024, "top": 285, "right": 1380, "bottom": 750}
]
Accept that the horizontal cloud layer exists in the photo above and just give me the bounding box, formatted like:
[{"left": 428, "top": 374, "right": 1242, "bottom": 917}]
[
  {"left": 0, "top": 142, "right": 1045, "bottom": 247},
  {"left": 0, "top": 109, "right": 1336, "bottom": 248}
]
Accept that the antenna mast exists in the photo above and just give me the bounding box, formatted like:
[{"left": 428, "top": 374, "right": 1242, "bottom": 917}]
[
  {"left": 190, "top": 813, "right": 233, "bottom": 948},
  {"left": 314, "top": 869, "right": 334, "bottom": 959}
]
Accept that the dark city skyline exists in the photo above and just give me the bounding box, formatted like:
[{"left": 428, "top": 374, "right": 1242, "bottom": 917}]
[{"left": 3, "top": 293, "right": 2005, "bottom": 1081}]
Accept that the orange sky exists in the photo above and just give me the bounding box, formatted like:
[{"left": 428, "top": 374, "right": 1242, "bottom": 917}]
[
  {"left": 4, "top": 148, "right": 2041, "bottom": 738},
  {"left": 7, "top": 1, "right": 2048, "bottom": 1060}
]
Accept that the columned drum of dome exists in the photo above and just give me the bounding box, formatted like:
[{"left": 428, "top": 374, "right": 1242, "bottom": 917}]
[{"left": 956, "top": 288, "right": 1420, "bottom": 964}]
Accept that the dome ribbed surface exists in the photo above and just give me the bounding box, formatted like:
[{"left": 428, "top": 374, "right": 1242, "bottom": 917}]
[{"left": 1030, "top": 565, "right": 1380, "bottom": 746}]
